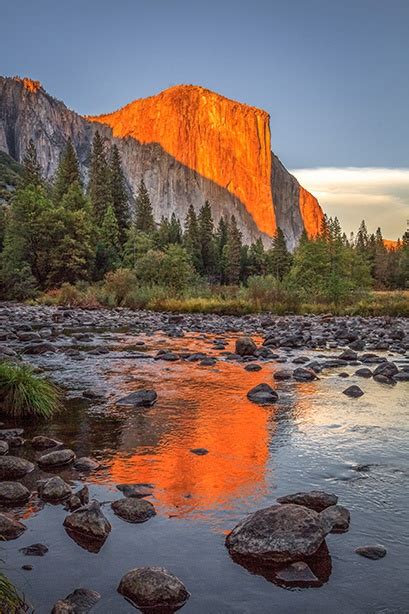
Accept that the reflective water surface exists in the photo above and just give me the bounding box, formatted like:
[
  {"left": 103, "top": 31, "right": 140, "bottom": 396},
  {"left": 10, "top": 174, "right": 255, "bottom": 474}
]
[{"left": 2, "top": 331, "right": 409, "bottom": 613}]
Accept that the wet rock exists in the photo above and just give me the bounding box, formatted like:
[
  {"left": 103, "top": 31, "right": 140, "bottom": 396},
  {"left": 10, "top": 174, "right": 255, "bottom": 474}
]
[
  {"left": 355, "top": 368, "right": 372, "bottom": 378},
  {"left": 355, "top": 544, "right": 387, "bottom": 559},
  {"left": 275, "top": 561, "right": 321, "bottom": 587},
  {"left": 393, "top": 371, "right": 409, "bottom": 381},
  {"left": 342, "top": 385, "right": 364, "bottom": 398},
  {"left": 293, "top": 367, "right": 318, "bottom": 382},
  {"left": 0, "top": 455, "right": 34, "bottom": 479},
  {"left": 0, "top": 512, "right": 26, "bottom": 540},
  {"left": 244, "top": 363, "right": 261, "bottom": 372},
  {"left": 76, "top": 485, "right": 89, "bottom": 505},
  {"left": 31, "top": 435, "right": 63, "bottom": 449},
  {"left": 338, "top": 349, "right": 358, "bottom": 361},
  {"left": 0, "top": 440, "right": 9, "bottom": 455},
  {"left": 8, "top": 436, "right": 25, "bottom": 447},
  {"left": 64, "top": 500, "right": 111, "bottom": 549},
  {"left": 65, "top": 495, "right": 82, "bottom": 511},
  {"left": 116, "top": 484, "right": 154, "bottom": 498},
  {"left": 373, "top": 374, "right": 395, "bottom": 385},
  {"left": 0, "top": 481, "right": 30, "bottom": 504},
  {"left": 73, "top": 457, "right": 100, "bottom": 472},
  {"left": 247, "top": 383, "right": 278, "bottom": 405},
  {"left": 273, "top": 369, "right": 292, "bottom": 381},
  {"left": 277, "top": 491, "right": 338, "bottom": 512},
  {"left": 320, "top": 505, "right": 350, "bottom": 533},
  {"left": 190, "top": 448, "right": 208, "bottom": 455},
  {"left": 22, "top": 564, "right": 33, "bottom": 571},
  {"left": 22, "top": 341, "right": 56, "bottom": 354},
  {"left": 338, "top": 372, "right": 349, "bottom": 378},
  {"left": 199, "top": 357, "right": 216, "bottom": 366},
  {"left": 236, "top": 336, "right": 257, "bottom": 356},
  {"left": 111, "top": 498, "right": 156, "bottom": 523},
  {"left": 155, "top": 351, "right": 179, "bottom": 362},
  {"left": 20, "top": 543, "right": 48, "bottom": 556},
  {"left": 38, "top": 476, "right": 71, "bottom": 501},
  {"left": 0, "top": 428, "right": 24, "bottom": 441},
  {"left": 225, "top": 503, "right": 330, "bottom": 563},
  {"left": 38, "top": 448, "right": 76, "bottom": 468},
  {"left": 373, "top": 361, "right": 399, "bottom": 378},
  {"left": 116, "top": 389, "right": 157, "bottom": 408},
  {"left": 118, "top": 566, "right": 190, "bottom": 611},
  {"left": 52, "top": 588, "right": 101, "bottom": 613}
]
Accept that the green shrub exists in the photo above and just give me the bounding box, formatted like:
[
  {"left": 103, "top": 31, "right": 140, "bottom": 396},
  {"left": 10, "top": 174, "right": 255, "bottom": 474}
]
[
  {"left": 0, "top": 573, "right": 27, "bottom": 613},
  {"left": 103, "top": 268, "right": 137, "bottom": 305},
  {"left": 0, "top": 362, "right": 61, "bottom": 418}
]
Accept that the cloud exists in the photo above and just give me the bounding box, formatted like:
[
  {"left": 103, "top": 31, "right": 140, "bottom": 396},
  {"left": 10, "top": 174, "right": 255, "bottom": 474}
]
[{"left": 290, "top": 167, "right": 409, "bottom": 239}]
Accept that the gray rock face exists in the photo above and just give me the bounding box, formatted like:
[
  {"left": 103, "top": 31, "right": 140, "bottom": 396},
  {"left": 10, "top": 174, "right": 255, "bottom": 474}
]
[
  {"left": 0, "top": 76, "right": 319, "bottom": 248},
  {"left": 247, "top": 383, "right": 278, "bottom": 405},
  {"left": 225, "top": 503, "right": 330, "bottom": 563},
  {"left": 277, "top": 490, "right": 338, "bottom": 512},
  {"left": 0, "top": 481, "right": 30, "bottom": 504},
  {"left": 118, "top": 567, "right": 190, "bottom": 611},
  {"left": 38, "top": 476, "right": 71, "bottom": 500},
  {"left": 0, "top": 512, "right": 26, "bottom": 539},
  {"left": 235, "top": 336, "right": 257, "bottom": 356},
  {"left": 111, "top": 498, "right": 156, "bottom": 523},
  {"left": 0, "top": 455, "right": 34, "bottom": 479},
  {"left": 38, "top": 448, "right": 76, "bottom": 468}
]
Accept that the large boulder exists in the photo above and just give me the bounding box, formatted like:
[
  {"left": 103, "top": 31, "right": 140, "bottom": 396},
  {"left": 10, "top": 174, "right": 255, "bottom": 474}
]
[
  {"left": 0, "top": 455, "right": 34, "bottom": 479},
  {"left": 373, "top": 362, "right": 399, "bottom": 378},
  {"left": 38, "top": 476, "right": 71, "bottom": 501},
  {"left": 293, "top": 367, "right": 318, "bottom": 382},
  {"left": 31, "top": 435, "right": 63, "bottom": 449},
  {"left": 277, "top": 491, "right": 338, "bottom": 512},
  {"left": 0, "top": 481, "right": 30, "bottom": 504},
  {"left": 64, "top": 500, "right": 111, "bottom": 547},
  {"left": 111, "top": 498, "right": 156, "bottom": 523},
  {"left": 118, "top": 567, "right": 190, "bottom": 611},
  {"left": 235, "top": 337, "right": 257, "bottom": 356},
  {"left": 225, "top": 503, "right": 330, "bottom": 563},
  {"left": 0, "top": 512, "right": 26, "bottom": 540},
  {"left": 342, "top": 385, "right": 364, "bottom": 398},
  {"left": 247, "top": 383, "right": 278, "bottom": 405},
  {"left": 320, "top": 505, "right": 350, "bottom": 533},
  {"left": 38, "top": 449, "right": 75, "bottom": 468},
  {"left": 116, "top": 389, "right": 157, "bottom": 408}
]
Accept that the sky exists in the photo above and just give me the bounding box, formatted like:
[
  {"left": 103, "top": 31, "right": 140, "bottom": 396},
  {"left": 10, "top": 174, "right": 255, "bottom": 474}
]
[{"left": 1, "top": 0, "right": 409, "bottom": 238}]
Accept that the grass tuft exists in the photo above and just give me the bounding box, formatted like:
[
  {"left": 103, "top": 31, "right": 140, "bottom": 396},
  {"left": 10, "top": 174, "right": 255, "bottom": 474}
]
[
  {"left": 0, "top": 572, "right": 27, "bottom": 612},
  {"left": 0, "top": 362, "right": 61, "bottom": 419}
]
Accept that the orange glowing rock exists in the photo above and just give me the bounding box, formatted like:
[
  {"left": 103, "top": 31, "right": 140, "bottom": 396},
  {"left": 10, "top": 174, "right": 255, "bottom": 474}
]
[
  {"left": 15, "top": 77, "right": 42, "bottom": 93},
  {"left": 88, "top": 85, "right": 323, "bottom": 239}
]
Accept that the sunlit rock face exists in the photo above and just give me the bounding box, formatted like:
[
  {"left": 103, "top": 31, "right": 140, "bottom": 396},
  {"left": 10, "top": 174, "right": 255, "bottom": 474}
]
[{"left": 0, "top": 76, "right": 323, "bottom": 247}]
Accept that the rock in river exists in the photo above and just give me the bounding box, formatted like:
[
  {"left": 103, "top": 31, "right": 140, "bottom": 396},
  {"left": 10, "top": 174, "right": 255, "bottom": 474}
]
[
  {"left": 235, "top": 336, "right": 257, "bottom": 356},
  {"left": 38, "top": 476, "right": 72, "bottom": 501},
  {"left": 0, "top": 512, "right": 26, "bottom": 540},
  {"left": 0, "top": 455, "right": 34, "bottom": 479},
  {"left": 64, "top": 500, "right": 111, "bottom": 547},
  {"left": 73, "top": 457, "right": 100, "bottom": 472},
  {"left": 277, "top": 490, "right": 338, "bottom": 512},
  {"left": 0, "top": 440, "right": 9, "bottom": 455},
  {"left": 116, "top": 483, "right": 154, "bottom": 498},
  {"left": 355, "top": 544, "right": 387, "bottom": 560},
  {"left": 320, "top": 505, "right": 350, "bottom": 533},
  {"left": 111, "top": 498, "right": 156, "bottom": 523},
  {"left": 20, "top": 543, "right": 48, "bottom": 556},
  {"left": 247, "top": 383, "right": 278, "bottom": 405},
  {"left": 118, "top": 566, "right": 190, "bottom": 611},
  {"left": 293, "top": 367, "right": 318, "bottom": 382},
  {"left": 116, "top": 389, "right": 157, "bottom": 408},
  {"left": 0, "top": 481, "right": 30, "bottom": 504},
  {"left": 342, "top": 385, "right": 364, "bottom": 398},
  {"left": 52, "top": 588, "right": 101, "bottom": 613},
  {"left": 31, "top": 435, "right": 63, "bottom": 449},
  {"left": 225, "top": 503, "right": 330, "bottom": 563},
  {"left": 38, "top": 448, "right": 76, "bottom": 468}
]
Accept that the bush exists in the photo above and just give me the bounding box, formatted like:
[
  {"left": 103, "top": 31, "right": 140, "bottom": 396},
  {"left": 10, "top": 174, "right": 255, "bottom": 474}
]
[
  {"left": 0, "top": 362, "right": 61, "bottom": 418},
  {"left": 246, "top": 275, "right": 301, "bottom": 313},
  {"left": 103, "top": 268, "right": 137, "bottom": 305}
]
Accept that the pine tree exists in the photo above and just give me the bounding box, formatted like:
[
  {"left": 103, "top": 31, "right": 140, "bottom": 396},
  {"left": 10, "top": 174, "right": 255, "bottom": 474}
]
[
  {"left": 21, "top": 139, "right": 42, "bottom": 188},
  {"left": 248, "top": 238, "right": 267, "bottom": 277},
  {"left": 109, "top": 145, "right": 129, "bottom": 244},
  {"left": 184, "top": 205, "right": 202, "bottom": 272},
  {"left": 156, "top": 213, "right": 182, "bottom": 248},
  {"left": 355, "top": 220, "right": 369, "bottom": 255},
  {"left": 267, "top": 228, "right": 292, "bottom": 280},
  {"left": 95, "top": 204, "right": 121, "bottom": 276},
  {"left": 53, "top": 139, "right": 81, "bottom": 204},
  {"left": 134, "top": 179, "right": 155, "bottom": 234},
  {"left": 223, "top": 216, "right": 242, "bottom": 284},
  {"left": 88, "top": 131, "right": 111, "bottom": 224},
  {"left": 373, "top": 227, "right": 388, "bottom": 288},
  {"left": 215, "top": 216, "right": 228, "bottom": 283},
  {"left": 198, "top": 201, "right": 216, "bottom": 276}
]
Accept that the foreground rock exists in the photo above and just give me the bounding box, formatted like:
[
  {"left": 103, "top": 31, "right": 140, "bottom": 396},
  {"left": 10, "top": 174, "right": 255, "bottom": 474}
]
[
  {"left": 117, "top": 389, "right": 157, "bottom": 408},
  {"left": 38, "top": 448, "right": 76, "bottom": 468},
  {"left": 277, "top": 491, "right": 338, "bottom": 512},
  {"left": 52, "top": 588, "right": 101, "bottom": 613},
  {"left": 235, "top": 336, "right": 257, "bottom": 356},
  {"left": 342, "top": 385, "right": 364, "bottom": 398},
  {"left": 320, "top": 505, "right": 350, "bottom": 533},
  {"left": 38, "top": 476, "right": 72, "bottom": 501},
  {"left": 111, "top": 498, "right": 156, "bottom": 523},
  {"left": 31, "top": 435, "right": 63, "bottom": 449},
  {"left": 247, "top": 383, "right": 278, "bottom": 405},
  {"left": 0, "top": 481, "right": 30, "bottom": 504},
  {"left": 116, "top": 483, "right": 154, "bottom": 498},
  {"left": 0, "top": 440, "right": 9, "bottom": 455},
  {"left": 355, "top": 544, "right": 387, "bottom": 559},
  {"left": 20, "top": 543, "right": 48, "bottom": 556},
  {"left": 118, "top": 567, "right": 190, "bottom": 611},
  {"left": 225, "top": 503, "right": 330, "bottom": 563},
  {"left": 73, "top": 457, "right": 100, "bottom": 472},
  {"left": 0, "top": 455, "right": 34, "bottom": 479},
  {"left": 0, "top": 512, "right": 26, "bottom": 539},
  {"left": 64, "top": 500, "right": 111, "bottom": 552}
]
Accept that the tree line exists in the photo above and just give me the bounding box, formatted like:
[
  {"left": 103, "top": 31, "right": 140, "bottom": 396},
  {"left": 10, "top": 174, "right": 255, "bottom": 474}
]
[{"left": 0, "top": 135, "right": 408, "bottom": 302}]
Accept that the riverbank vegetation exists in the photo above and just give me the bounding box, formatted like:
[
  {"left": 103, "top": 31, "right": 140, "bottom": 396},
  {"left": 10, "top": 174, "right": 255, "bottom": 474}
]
[
  {"left": 1, "top": 138, "right": 408, "bottom": 315},
  {"left": 0, "top": 362, "right": 61, "bottom": 418}
]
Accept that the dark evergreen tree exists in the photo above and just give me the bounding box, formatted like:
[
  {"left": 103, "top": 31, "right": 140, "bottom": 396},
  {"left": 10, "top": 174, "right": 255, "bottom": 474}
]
[
  {"left": 355, "top": 220, "right": 369, "bottom": 255},
  {"left": 134, "top": 179, "right": 155, "bottom": 234},
  {"left": 198, "top": 201, "right": 216, "bottom": 276},
  {"left": 223, "top": 216, "right": 242, "bottom": 284},
  {"left": 247, "top": 238, "right": 267, "bottom": 278},
  {"left": 53, "top": 139, "right": 81, "bottom": 204},
  {"left": 95, "top": 204, "right": 121, "bottom": 277},
  {"left": 184, "top": 205, "right": 202, "bottom": 272},
  {"left": 267, "top": 228, "right": 292, "bottom": 280},
  {"left": 109, "top": 145, "right": 129, "bottom": 244},
  {"left": 21, "top": 139, "right": 42, "bottom": 188},
  {"left": 88, "top": 131, "right": 111, "bottom": 224},
  {"left": 215, "top": 216, "right": 228, "bottom": 283},
  {"left": 373, "top": 227, "right": 388, "bottom": 288}
]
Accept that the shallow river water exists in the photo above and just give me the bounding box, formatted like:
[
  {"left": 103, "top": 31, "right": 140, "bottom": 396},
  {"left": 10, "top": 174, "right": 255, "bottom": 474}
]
[{"left": 2, "top": 328, "right": 409, "bottom": 613}]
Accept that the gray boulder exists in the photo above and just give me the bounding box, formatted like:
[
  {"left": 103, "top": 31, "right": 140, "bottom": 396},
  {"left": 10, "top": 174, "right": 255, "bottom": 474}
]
[
  {"left": 0, "top": 455, "right": 34, "bottom": 479},
  {"left": 64, "top": 500, "right": 111, "bottom": 542},
  {"left": 247, "top": 383, "right": 278, "bottom": 405},
  {"left": 277, "top": 490, "right": 338, "bottom": 512},
  {"left": 320, "top": 505, "right": 350, "bottom": 533},
  {"left": 116, "top": 389, "right": 157, "bottom": 407},
  {"left": 38, "top": 449, "right": 75, "bottom": 468},
  {"left": 118, "top": 566, "right": 190, "bottom": 611},
  {"left": 0, "top": 512, "right": 26, "bottom": 540},
  {"left": 235, "top": 336, "right": 257, "bottom": 356},
  {"left": 111, "top": 498, "right": 156, "bottom": 523},
  {"left": 38, "top": 476, "right": 71, "bottom": 501},
  {"left": 0, "top": 481, "right": 30, "bottom": 504}
]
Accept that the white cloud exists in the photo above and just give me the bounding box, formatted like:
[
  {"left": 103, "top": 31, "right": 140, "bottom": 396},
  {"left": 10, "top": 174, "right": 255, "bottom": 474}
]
[{"left": 290, "top": 167, "right": 409, "bottom": 239}]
